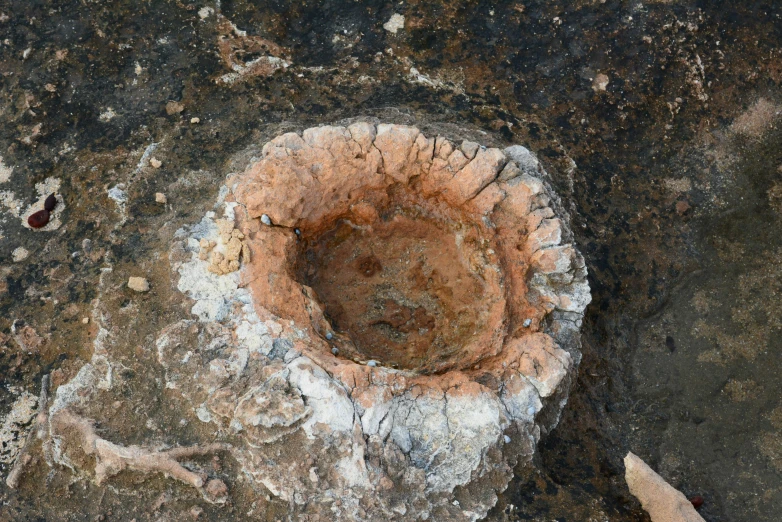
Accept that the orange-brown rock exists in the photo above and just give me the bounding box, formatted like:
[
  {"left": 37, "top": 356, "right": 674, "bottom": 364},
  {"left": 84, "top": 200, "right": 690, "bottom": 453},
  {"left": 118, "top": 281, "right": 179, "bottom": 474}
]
[{"left": 230, "top": 122, "right": 591, "bottom": 393}]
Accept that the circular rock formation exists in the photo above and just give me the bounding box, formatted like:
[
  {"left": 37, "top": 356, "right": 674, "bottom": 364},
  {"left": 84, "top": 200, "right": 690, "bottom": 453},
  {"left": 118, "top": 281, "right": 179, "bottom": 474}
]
[{"left": 159, "top": 123, "right": 590, "bottom": 520}]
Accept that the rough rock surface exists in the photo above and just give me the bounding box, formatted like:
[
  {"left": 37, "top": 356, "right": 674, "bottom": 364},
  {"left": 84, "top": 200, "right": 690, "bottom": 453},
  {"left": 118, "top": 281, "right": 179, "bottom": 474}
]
[
  {"left": 61, "top": 122, "right": 591, "bottom": 521},
  {"left": 1, "top": 3, "right": 780, "bottom": 520}
]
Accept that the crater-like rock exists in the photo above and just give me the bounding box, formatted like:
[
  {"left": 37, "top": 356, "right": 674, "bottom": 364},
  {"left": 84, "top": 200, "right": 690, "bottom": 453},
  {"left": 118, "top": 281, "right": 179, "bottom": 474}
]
[{"left": 50, "top": 122, "right": 591, "bottom": 521}]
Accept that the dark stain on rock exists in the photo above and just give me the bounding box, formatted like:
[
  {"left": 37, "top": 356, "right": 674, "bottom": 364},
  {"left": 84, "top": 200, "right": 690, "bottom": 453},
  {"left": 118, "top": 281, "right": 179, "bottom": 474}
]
[{"left": 357, "top": 255, "right": 382, "bottom": 277}]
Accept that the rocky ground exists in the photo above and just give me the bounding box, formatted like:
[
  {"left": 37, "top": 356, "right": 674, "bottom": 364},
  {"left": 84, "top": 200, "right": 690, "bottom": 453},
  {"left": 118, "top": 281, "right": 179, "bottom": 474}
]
[{"left": 0, "top": 1, "right": 781, "bottom": 521}]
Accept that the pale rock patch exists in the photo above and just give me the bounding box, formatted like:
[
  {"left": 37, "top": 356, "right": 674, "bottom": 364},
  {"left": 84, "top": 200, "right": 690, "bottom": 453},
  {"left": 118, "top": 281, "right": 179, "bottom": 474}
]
[
  {"left": 0, "top": 156, "right": 13, "bottom": 183},
  {"left": 625, "top": 452, "right": 705, "bottom": 522},
  {"left": 383, "top": 13, "right": 405, "bottom": 34},
  {"left": 12, "top": 247, "right": 28, "bottom": 262},
  {"left": 0, "top": 392, "right": 38, "bottom": 466},
  {"left": 127, "top": 277, "right": 150, "bottom": 292},
  {"left": 592, "top": 73, "right": 610, "bottom": 92}
]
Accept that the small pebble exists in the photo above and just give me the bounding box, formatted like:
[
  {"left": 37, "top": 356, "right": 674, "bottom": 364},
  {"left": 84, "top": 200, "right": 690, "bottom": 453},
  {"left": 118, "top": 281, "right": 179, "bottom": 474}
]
[
  {"left": 155, "top": 192, "right": 167, "bottom": 204},
  {"left": 367, "top": 360, "right": 378, "bottom": 367},
  {"left": 165, "top": 100, "right": 185, "bottom": 115},
  {"left": 44, "top": 193, "right": 57, "bottom": 211},
  {"left": 331, "top": 347, "right": 339, "bottom": 355},
  {"left": 82, "top": 317, "right": 90, "bottom": 324},
  {"left": 261, "top": 214, "right": 272, "bottom": 226},
  {"left": 12, "top": 247, "right": 29, "bottom": 262},
  {"left": 127, "top": 276, "right": 150, "bottom": 292},
  {"left": 190, "top": 117, "right": 201, "bottom": 124},
  {"left": 150, "top": 158, "right": 162, "bottom": 169},
  {"left": 522, "top": 318, "right": 532, "bottom": 328},
  {"left": 325, "top": 332, "right": 333, "bottom": 340},
  {"left": 503, "top": 435, "right": 511, "bottom": 444},
  {"left": 294, "top": 228, "right": 301, "bottom": 235},
  {"left": 27, "top": 209, "right": 50, "bottom": 228}
]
